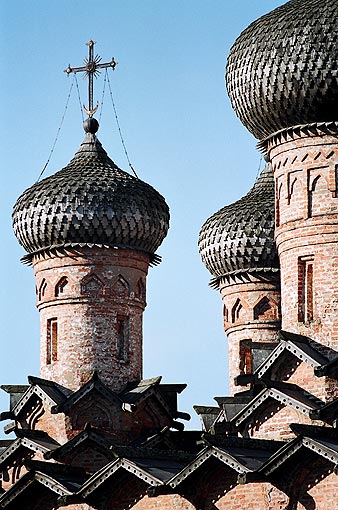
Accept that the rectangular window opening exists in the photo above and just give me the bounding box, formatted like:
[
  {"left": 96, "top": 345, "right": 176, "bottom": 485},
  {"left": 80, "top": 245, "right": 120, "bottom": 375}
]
[
  {"left": 298, "top": 257, "right": 314, "bottom": 322},
  {"left": 47, "top": 318, "right": 58, "bottom": 365},
  {"left": 117, "top": 315, "right": 130, "bottom": 362},
  {"left": 239, "top": 340, "right": 253, "bottom": 375}
]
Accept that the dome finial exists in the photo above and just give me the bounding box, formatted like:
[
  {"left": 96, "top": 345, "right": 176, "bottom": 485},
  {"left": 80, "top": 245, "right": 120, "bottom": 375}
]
[
  {"left": 83, "top": 117, "right": 99, "bottom": 134},
  {"left": 64, "top": 40, "right": 117, "bottom": 119}
]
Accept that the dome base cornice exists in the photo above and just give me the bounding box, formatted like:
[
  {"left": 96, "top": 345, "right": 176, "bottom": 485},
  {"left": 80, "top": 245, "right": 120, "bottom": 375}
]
[
  {"left": 21, "top": 243, "right": 161, "bottom": 267},
  {"left": 258, "top": 121, "right": 338, "bottom": 159},
  {"left": 209, "top": 267, "right": 280, "bottom": 290}
]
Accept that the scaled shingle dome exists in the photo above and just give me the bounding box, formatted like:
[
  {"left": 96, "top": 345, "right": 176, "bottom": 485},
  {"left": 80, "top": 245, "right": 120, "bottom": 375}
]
[
  {"left": 198, "top": 165, "right": 279, "bottom": 281},
  {"left": 226, "top": 0, "right": 338, "bottom": 140},
  {"left": 13, "top": 129, "right": 169, "bottom": 260}
]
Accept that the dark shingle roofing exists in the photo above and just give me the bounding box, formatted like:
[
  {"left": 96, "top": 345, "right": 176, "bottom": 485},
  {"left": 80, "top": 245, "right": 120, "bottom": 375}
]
[
  {"left": 198, "top": 165, "right": 279, "bottom": 281},
  {"left": 226, "top": 0, "right": 338, "bottom": 140},
  {"left": 13, "top": 133, "right": 169, "bottom": 262}
]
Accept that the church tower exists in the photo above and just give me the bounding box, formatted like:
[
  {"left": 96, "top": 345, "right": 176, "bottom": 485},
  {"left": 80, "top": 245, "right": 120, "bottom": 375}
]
[
  {"left": 12, "top": 45, "right": 169, "bottom": 393},
  {"left": 199, "top": 165, "right": 281, "bottom": 394},
  {"left": 226, "top": 0, "right": 338, "bottom": 352}
]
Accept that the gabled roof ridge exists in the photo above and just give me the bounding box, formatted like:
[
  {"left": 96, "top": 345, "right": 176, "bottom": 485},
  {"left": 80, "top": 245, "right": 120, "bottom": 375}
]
[
  {"left": 255, "top": 430, "right": 338, "bottom": 478},
  {"left": 119, "top": 377, "right": 188, "bottom": 425},
  {"left": 228, "top": 379, "right": 323, "bottom": 429},
  {"left": 79, "top": 456, "right": 169, "bottom": 498},
  {"left": 45, "top": 427, "right": 115, "bottom": 460},
  {"left": 52, "top": 374, "right": 122, "bottom": 414},
  {"left": 255, "top": 330, "right": 331, "bottom": 380}
]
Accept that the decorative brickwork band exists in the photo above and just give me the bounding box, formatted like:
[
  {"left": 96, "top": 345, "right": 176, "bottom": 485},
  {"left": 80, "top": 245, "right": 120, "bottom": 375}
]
[{"left": 33, "top": 247, "right": 149, "bottom": 392}]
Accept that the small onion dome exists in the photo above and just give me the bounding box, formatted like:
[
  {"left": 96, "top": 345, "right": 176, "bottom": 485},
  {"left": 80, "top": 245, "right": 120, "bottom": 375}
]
[
  {"left": 226, "top": 0, "right": 338, "bottom": 140},
  {"left": 13, "top": 132, "right": 169, "bottom": 264},
  {"left": 198, "top": 165, "right": 279, "bottom": 284}
]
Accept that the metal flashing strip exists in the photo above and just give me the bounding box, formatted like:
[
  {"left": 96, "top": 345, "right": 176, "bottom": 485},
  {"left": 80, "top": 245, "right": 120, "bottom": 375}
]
[
  {"left": 34, "top": 472, "right": 74, "bottom": 496},
  {"left": 234, "top": 390, "right": 272, "bottom": 427},
  {"left": 261, "top": 440, "right": 303, "bottom": 477},
  {"left": 12, "top": 384, "right": 60, "bottom": 416},
  {"left": 271, "top": 389, "right": 317, "bottom": 416},
  {"left": 80, "top": 458, "right": 164, "bottom": 498},
  {"left": 168, "top": 447, "right": 211, "bottom": 488},
  {"left": 0, "top": 439, "right": 22, "bottom": 465},
  {"left": 0, "top": 475, "right": 35, "bottom": 506},
  {"left": 284, "top": 342, "right": 322, "bottom": 368},
  {"left": 0, "top": 436, "right": 53, "bottom": 469},
  {"left": 256, "top": 343, "right": 286, "bottom": 379},
  {"left": 211, "top": 446, "right": 249, "bottom": 475},
  {"left": 303, "top": 437, "right": 338, "bottom": 465},
  {"left": 169, "top": 445, "right": 250, "bottom": 489}
]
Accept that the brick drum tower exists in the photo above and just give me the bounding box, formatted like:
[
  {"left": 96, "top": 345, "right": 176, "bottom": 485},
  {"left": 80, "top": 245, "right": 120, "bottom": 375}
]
[
  {"left": 199, "top": 165, "right": 281, "bottom": 394},
  {"left": 12, "top": 117, "right": 169, "bottom": 393},
  {"left": 2, "top": 2, "right": 338, "bottom": 510}
]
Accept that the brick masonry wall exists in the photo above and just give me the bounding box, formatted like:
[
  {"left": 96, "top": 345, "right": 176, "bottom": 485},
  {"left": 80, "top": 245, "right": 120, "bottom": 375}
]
[
  {"left": 245, "top": 400, "right": 319, "bottom": 441},
  {"left": 33, "top": 247, "right": 150, "bottom": 393},
  {"left": 219, "top": 276, "right": 281, "bottom": 395},
  {"left": 269, "top": 133, "right": 338, "bottom": 354}
]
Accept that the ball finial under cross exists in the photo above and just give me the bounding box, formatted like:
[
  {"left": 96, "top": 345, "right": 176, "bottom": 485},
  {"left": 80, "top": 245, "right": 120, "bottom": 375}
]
[{"left": 83, "top": 117, "right": 99, "bottom": 134}]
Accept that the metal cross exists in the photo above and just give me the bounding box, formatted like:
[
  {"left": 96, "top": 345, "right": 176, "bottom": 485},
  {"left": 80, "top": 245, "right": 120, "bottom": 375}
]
[{"left": 64, "top": 40, "right": 117, "bottom": 116}]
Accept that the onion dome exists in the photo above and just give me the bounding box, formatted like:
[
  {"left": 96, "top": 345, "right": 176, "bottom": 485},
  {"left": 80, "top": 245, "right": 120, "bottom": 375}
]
[
  {"left": 226, "top": 0, "right": 338, "bottom": 140},
  {"left": 198, "top": 165, "right": 279, "bottom": 284},
  {"left": 13, "top": 120, "right": 169, "bottom": 264}
]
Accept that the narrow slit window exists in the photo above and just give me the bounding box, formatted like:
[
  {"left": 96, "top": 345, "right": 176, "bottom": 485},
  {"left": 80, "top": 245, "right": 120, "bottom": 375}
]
[
  {"left": 38, "top": 279, "right": 47, "bottom": 301},
  {"left": 47, "top": 318, "right": 58, "bottom": 364},
  {"left": 55, "top": 276, "right": 68, "bottom": 297},
  {"left": 298, "top": 257, "right": 314, "bottom": 322},
  {"left": 239, "top": 340, "right": 253, "bottom": 375},
  {"left": 116, "top": 315, "right": 129, "bottom": 362}
]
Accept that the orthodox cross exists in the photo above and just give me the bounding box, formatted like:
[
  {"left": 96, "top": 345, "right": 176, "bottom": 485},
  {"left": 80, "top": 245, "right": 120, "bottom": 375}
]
[{"left": 65, "top": 40, "right": 117, "bottom": 116}]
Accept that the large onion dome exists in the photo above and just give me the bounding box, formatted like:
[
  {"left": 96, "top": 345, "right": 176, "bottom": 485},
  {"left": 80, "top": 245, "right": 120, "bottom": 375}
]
[
  {"left": 13, "top": 123, "right": 169, "bottom": 263},
  {"left": 198, "top": 165, "right": 279, "bottom": 284},
  {"left": 226, "top": 0, "right": 338, "bottom": 140}
]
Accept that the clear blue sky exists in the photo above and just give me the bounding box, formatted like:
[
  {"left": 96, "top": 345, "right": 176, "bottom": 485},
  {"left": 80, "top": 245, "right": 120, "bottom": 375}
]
[{"left": 0, "top": 0, "right": 284, "bottom": 431}]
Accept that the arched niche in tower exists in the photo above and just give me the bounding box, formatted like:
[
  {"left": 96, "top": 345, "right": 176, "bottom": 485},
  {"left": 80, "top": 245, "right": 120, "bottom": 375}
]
[
  {"left": 231, "top": 298, "right": 244, "bottom": 323},
  {"left": 136, "top": 277, "right": 146, "bottom": 301},
  {"left": 112, "top": 274, "right": 130, "bottom": 298},
  {"left": 253, "top": 296, "right": 278, "bottom": 321},
  {"left": 38, "top": 278, "right": 47, "bottom": 301},
  {"left": 80, "top": 273, "right": 104, "bottom": 296},
  {"left": 308, "top": 171, "right": 331, "bottom": 218},
  {"left": 55, "top": 276, "right": 68, "bottom": 297},
  {"left": 223, "top": 304, "right": 229, "bottom": 322}
]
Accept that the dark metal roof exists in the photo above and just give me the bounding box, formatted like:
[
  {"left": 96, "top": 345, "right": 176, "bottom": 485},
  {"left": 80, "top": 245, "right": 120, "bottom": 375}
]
[
  {"left": 51, "top": 372, "right": 121, "bottom": 414},
  {"left": 0, "top": 432, "right": 59, "bottom": 470},
  {"left": 129, "top": 457, "right": 187, "bottom": 482},
  {"left": 256, "top": 330, "right": 331, "bottom": 380},
  {"left": 13, "top": 133, "right": 169, "bottom": 261},
  {"left": 228, "top": 380, "right": 323, "bottom": 429},
  {"left": 256, "top": 426, "right": 338, "bottom": 478},
  {"left": 226, "top": 0, "right": 338, "bottom": 140},
  {"left": 193, "top": 405, "right": 219, "bottom": 432},
  {"left": 45, "top": 425, "right": 115, "bottom": 461},
  {"left": 199, "top": 165, "right": 279, "bottom": 281},
  {"left": 0, "top": 377, "right": 70, "bottom": 423},
  {"left": 315, "top": 355, "right": 338, "bottom": 378}
]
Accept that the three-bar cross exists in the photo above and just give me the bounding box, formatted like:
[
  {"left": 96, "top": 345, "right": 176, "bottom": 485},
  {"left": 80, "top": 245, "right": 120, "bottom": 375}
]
[{"left": 65, "top": 40, "right": 117, "bottom": 116}]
